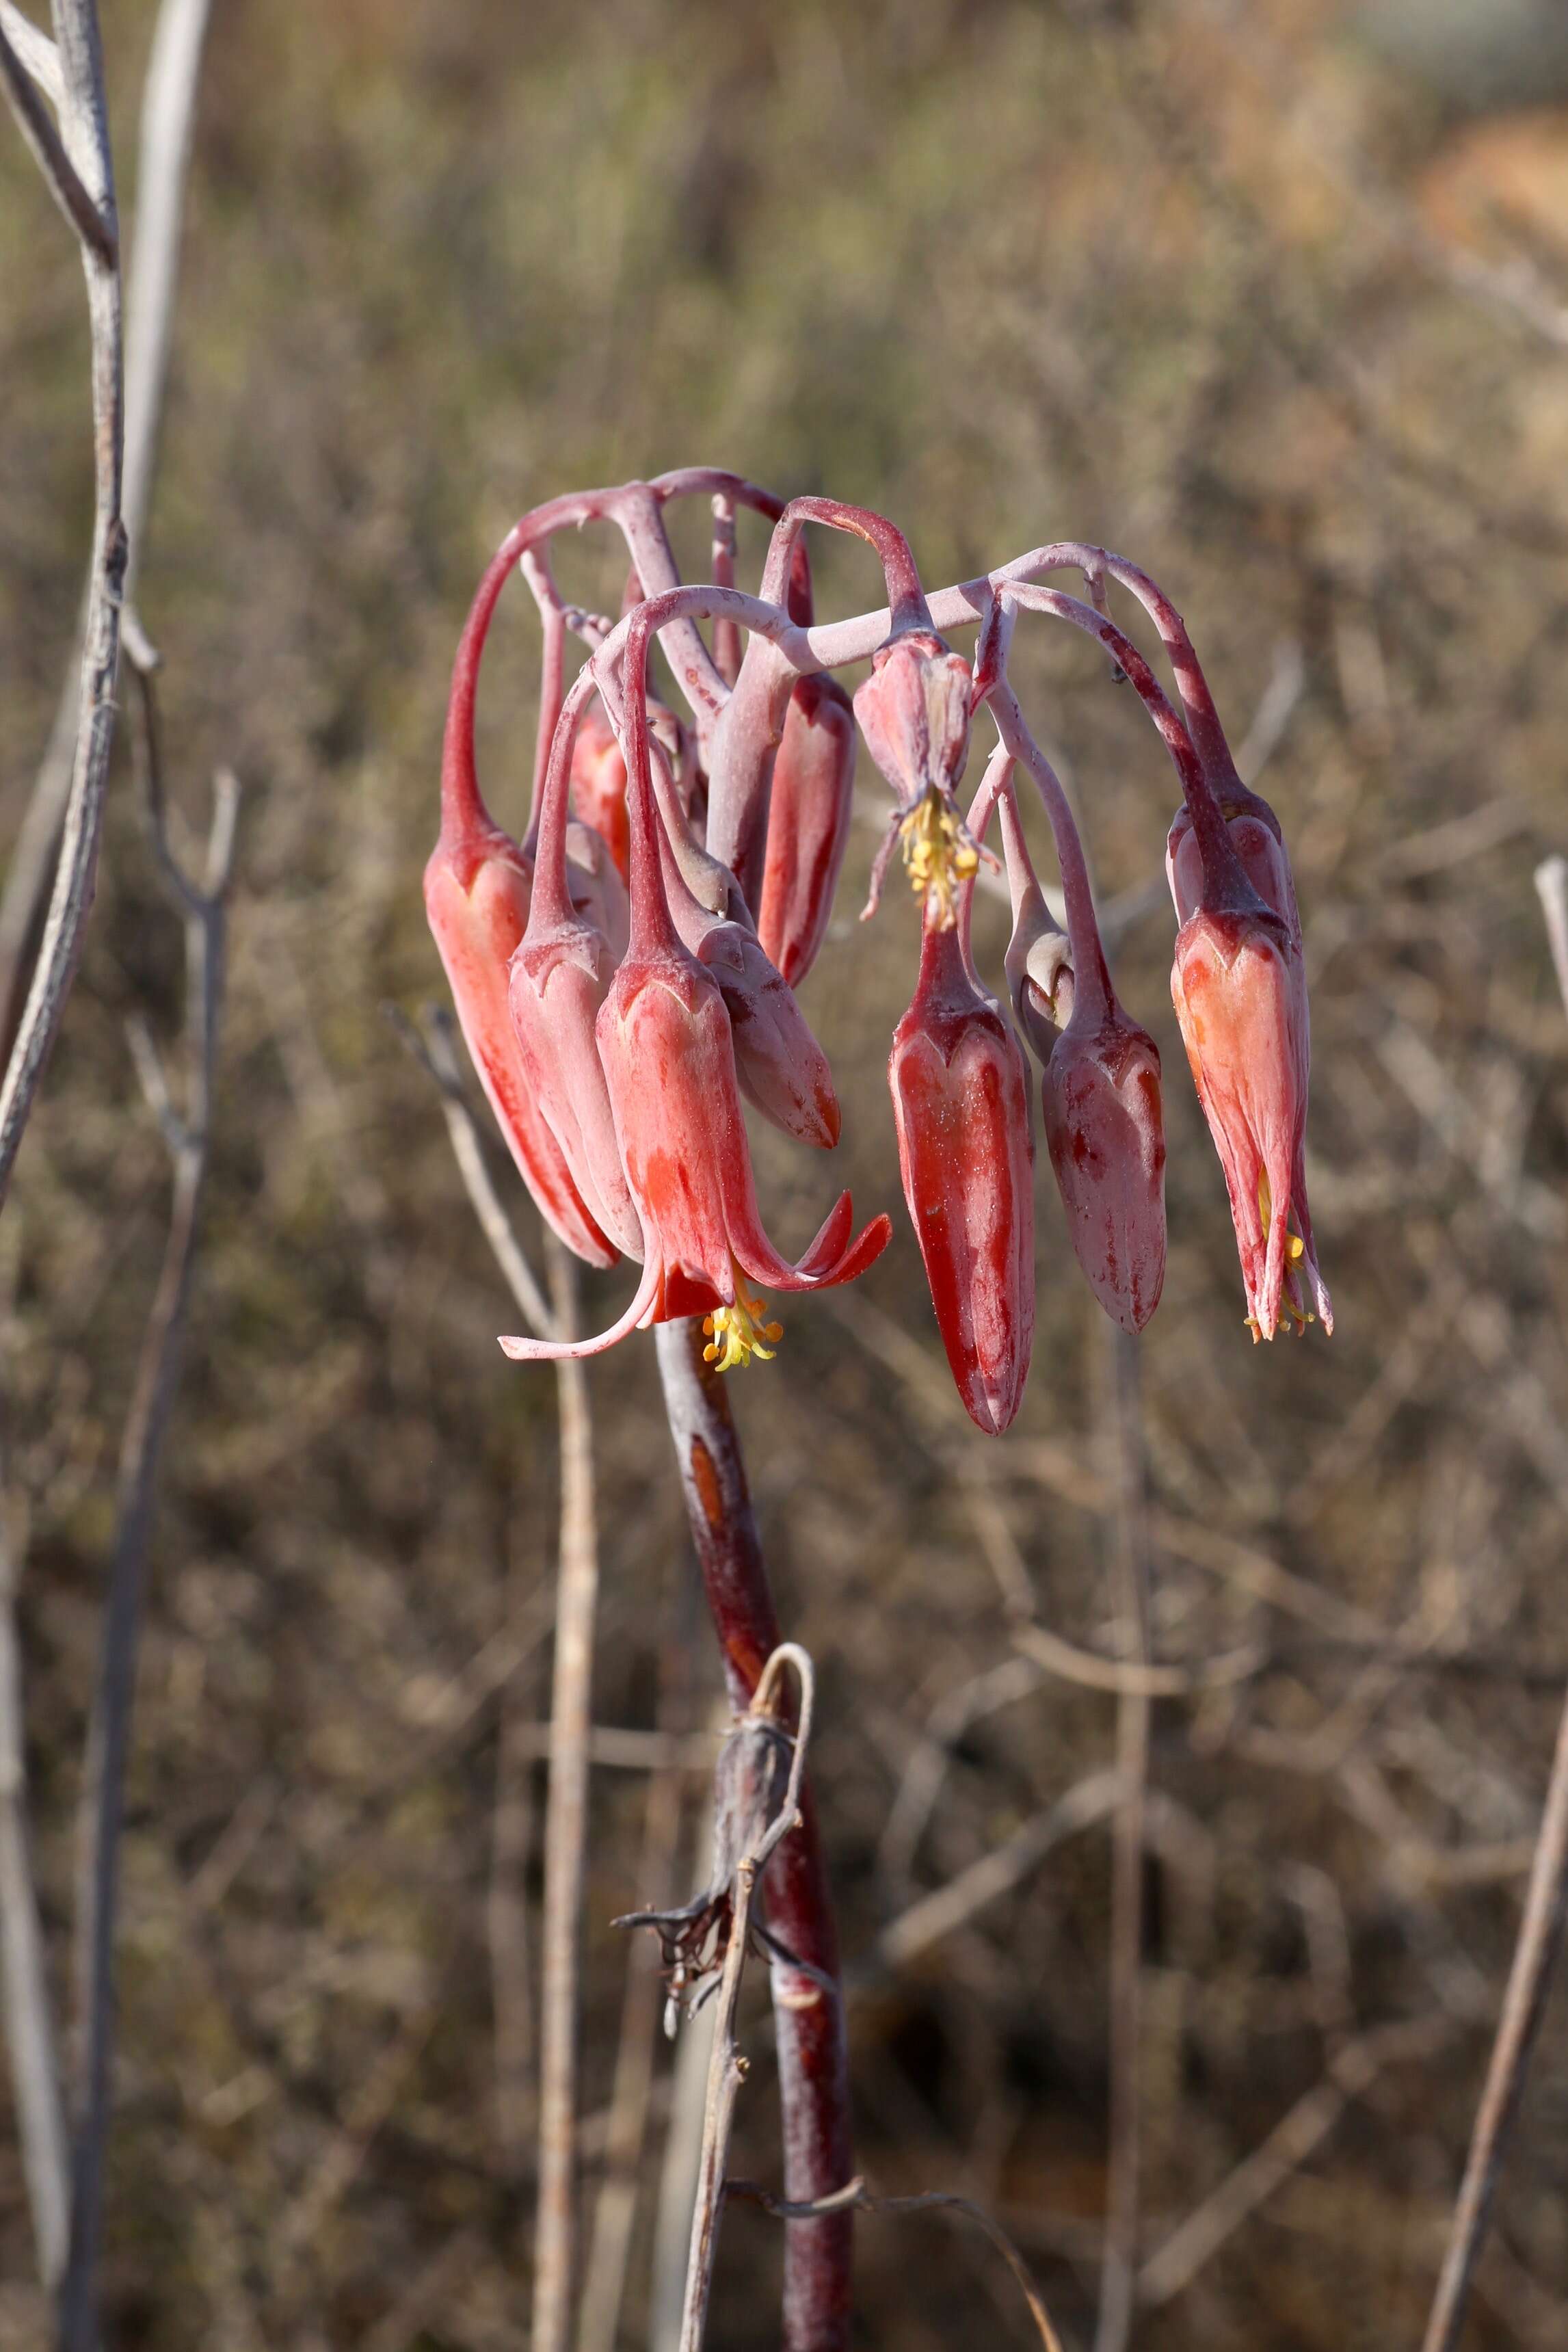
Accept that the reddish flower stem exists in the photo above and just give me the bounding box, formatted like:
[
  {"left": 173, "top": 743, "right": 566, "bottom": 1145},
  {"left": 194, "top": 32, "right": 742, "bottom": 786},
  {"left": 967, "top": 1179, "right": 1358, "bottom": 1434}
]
[{"left": 654, "top": 1318, "right": 853, "bottom": 2352}]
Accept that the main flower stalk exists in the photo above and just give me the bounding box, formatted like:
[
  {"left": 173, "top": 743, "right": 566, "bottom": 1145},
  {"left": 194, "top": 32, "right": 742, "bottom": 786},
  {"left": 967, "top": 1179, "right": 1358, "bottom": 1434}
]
[{"left": 654, "top": 1317, "right": 853, "bottom": 2352}]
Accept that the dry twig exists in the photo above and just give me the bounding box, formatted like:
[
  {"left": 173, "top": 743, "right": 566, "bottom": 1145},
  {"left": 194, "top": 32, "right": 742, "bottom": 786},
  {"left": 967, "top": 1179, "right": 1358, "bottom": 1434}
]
[
  {"left": 62, "top": 651, "right": 239, "bottom": 2352},
  {"left": 728, "top": 2173, "right": 1065, "bottom": 2352},
  {"left": 675, "top": 1644, "right": 815, "bottom": 2352},
  {"left": 1416, "top": 859, "right": 1568, "bottom": 2352}
]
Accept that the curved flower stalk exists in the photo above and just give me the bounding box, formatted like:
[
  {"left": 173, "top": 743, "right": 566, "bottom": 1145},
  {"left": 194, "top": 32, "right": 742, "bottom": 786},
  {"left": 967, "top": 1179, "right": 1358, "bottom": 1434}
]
[
  {"left": 889, "top": 896, "right": 1035, "bottom": 1435},
  {"left": 980, "top": 675, "right": 1168, "bottom": 1336},
  {"left": 996, "top": 580, "right": 1327, "bottom": 1343},
  {"left": 501, "top": 594, "right": 889, "bottom": 1367}
]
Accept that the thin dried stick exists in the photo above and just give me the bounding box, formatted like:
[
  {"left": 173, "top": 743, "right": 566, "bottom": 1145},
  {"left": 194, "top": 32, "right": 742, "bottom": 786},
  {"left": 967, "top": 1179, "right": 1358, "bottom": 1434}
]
[
  {"left": 386, "top": 1004, "right": 555, "bottom": 1339},
  {"left": 390, "top": 1001, "right": 606, "bottom": 2308},
  {"left": 0, "top": 0, "right": 211, "bottom": 1054},
  {"left": 578, "top": 1592, "right": 692, "bottom": 2352},
  {"left": 655, "top": 1320, "right": 853, "bottom": 2352},
  {"left": 532, "top": 1241, "right": 599, "bottom": 2352},
  {"left": 0, "top": 1493, "right": 70, "bottom": 2290},
  {"left": 0, "top": 0, "right": 124, "bottom": 1215},
  {"left": 1139, "top": 2013, "right": 1452, "bottom": 2310},
  {"left": 728, "top": 2175, "right": 1065, "bottom": 2352},
  {"left": 677, "top": 1645, "right": 815, "bottom": 2352},
  {"left": 62, "top": 656, "right": 238, "bottom": 2352},
  {"left": 1095, "top": 1329, "right": 1152, "bottom": 2352},
  {"left": 0, "top": 12, "right": 112, "bottom": 258},
  {"left": 488, "top": 1602, "right": 539, "bottom": 2173},
  {"left": 1416, "top": 862, "right": 1568, "bottom": 2352},
  {"left": 864, "top": 1769, "right": 1126, "bottom": 1982}
]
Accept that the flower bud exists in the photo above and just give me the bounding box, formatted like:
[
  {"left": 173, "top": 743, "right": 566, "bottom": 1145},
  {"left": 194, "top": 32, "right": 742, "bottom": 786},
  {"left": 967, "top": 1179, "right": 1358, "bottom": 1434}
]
[
  {"left": 756, "top": 672, "right": 857, "bottom": 988},
  {"left": 889, "top": 916, "right": 1035, "bottom": 1433},
  {"left": 1039, "top": 1006, "right": 1166, "bottom": 1334},
  {"left": 1165, "top": 784, "right": 1331, "bottom": 1340},
  {"left": 1170, "top": 901, "right": 1332, "bottom": 1340}
]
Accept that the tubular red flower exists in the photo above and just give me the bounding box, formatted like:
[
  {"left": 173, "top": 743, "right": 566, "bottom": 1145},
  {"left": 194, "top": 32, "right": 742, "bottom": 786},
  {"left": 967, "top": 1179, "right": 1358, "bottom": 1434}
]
[
  {"left": 756, "top": 672, "right": 857, "bottom": 988},
  {"left": 507, "top": 672, "right": 643, "bottom": 1258},
  {"left": 1039, "top": 1005, "right": 1166, "bottom": 1336},
  {"left": 1165, "top": 784, "right": 1331, "bottom": 1341},
  {"left": 427, "top": 539, "right": 618, "bottom": 1269},
  {"left": 502, "top": 599, "right": 889, "bottom": 1366},
  {"left": 889, "top": 914, "right": 1035, "bottom": 1434}
]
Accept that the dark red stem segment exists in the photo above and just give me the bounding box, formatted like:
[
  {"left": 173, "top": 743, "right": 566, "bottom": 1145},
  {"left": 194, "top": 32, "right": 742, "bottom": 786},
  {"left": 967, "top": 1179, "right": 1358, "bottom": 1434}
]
[{"left": 654, "top": 1319, "right": 853, "bottom": 2352}]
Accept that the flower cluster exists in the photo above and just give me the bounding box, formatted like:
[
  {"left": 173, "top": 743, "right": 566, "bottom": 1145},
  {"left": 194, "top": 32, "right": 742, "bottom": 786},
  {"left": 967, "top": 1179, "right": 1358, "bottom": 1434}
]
[{"left": 426, "top": 478, "right": 1331, "bottom": 1430}]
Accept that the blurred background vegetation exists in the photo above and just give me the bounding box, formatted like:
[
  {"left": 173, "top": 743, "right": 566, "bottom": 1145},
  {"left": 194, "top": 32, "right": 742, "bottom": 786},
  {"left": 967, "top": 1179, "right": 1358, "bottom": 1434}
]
[{"left": 3, "top": 0, "right": 1568, "bottom": 2344}]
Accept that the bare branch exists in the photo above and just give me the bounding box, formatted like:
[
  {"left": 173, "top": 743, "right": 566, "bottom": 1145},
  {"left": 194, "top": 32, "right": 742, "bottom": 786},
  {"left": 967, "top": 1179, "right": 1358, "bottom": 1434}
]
[
  {"left": 676, "top": 1646, "right": 815, "bottom": 2352},
  {"left": 728, "top": 2175, "right": 1065, "bottom": 2352},
  {"left": 62, "top": 671, "right": 237, "bottom": 2351},
  {"left": 0, "top": 0, "right": 211, "bottom": 1066},
  {"left": 1139, "top": 2015, "right": 1452, "bottom": 2310},
  {"left": 0, "top": 14, "right": 114, "bottom": 260},
  {"left": 0, "top": 1497, "right": 70, "bottom": 2291},
  {"left": 386, "top": 1004, "right": 557, "bottom": 1341},
  {"left": 1416, "top": 862, "right": 1568, "bottom": 2352},
  {"left": 1094, "top": 1330, "right": 1152, "bottom": 2352},
  {"left": 531, "top": 1244, "right": 600, "bottom": 2352},
  {"left": 0, "top": 0, "right": 123, "bottom": 1213},
  {"left": 0, "top": 4, "right": 62, "bottom": 104}
]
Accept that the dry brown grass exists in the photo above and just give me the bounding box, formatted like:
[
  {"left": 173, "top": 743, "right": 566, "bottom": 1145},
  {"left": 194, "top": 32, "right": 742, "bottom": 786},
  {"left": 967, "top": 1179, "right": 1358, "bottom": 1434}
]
[{"left": 2, "top": 1, "right": 1567, "bottom": 2344}]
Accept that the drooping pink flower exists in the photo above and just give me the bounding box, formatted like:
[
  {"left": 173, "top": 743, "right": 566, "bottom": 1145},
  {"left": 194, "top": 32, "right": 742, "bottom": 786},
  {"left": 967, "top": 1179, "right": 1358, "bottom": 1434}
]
[
  {"left": 1166, "top": 785, "right": 1331, "bottom": 1340},
  {"left": 501, "top": 623, "right": 889, "bottom": 1367},
  {"left": 855, "top": 629, "right": 981, "bottom": 926},
  {"left": 756, "top": 672, "right": 857, "bottom": 988},
  {"left": 1039, "top": 1003, "right": 1167, "bottom": 1336},
  {"left": 506, "top": 678, "right": 644, "bottom": 1259},
  {"left": 889, "top": 912, "right": 1035, "bottom": 1433},
  {"left": 427, "top": 540, "right": 618, "bottom": 1269}
]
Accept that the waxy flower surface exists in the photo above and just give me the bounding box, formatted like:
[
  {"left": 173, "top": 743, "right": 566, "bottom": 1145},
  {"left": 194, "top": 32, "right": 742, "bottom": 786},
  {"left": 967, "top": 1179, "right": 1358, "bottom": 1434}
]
[
  {"left": 1039, "top": 1003, "right": 1167, "bottom": 1335},
  {"left": 1167, "top": 789, "right": 1331, "bottom": 1340},
  {"left": 757, "top": 672, "right": 857, "bottom": 988},
  {"left": 889, "top": 913, "right": 1035, "bottom": 1433}
]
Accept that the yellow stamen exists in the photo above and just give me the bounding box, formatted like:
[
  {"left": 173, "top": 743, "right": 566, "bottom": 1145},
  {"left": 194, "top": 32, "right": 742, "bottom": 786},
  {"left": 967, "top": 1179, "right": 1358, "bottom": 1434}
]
[
  {"left": 702, "top": 1275, "right": 784, "bottom": 1374},
  {"left": 1257, "top": 1169, "right": 1307, "bottom": 1265},
  {"left": 899, "top": 787, "right": 977, "bottom": 930}
]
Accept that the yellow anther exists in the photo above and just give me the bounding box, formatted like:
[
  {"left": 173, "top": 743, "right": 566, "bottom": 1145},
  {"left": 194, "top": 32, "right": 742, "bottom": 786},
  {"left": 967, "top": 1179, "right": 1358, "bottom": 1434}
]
[
  {"left": 702, "top": 1276, "right": 784, "bottom": 1374},
  {"left": 1257, "top": 1168, "right": 1307, "bottom": 1267},
  {"left": 900, "top": 787, "right": 977, "bottom": 930}
]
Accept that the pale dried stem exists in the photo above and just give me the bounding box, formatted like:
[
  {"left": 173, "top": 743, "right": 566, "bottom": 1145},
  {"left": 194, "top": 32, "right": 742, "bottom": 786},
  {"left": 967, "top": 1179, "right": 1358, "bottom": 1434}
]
[
  {"left": 654, "top": 1319, "right": 853, "bottom": 2352},
  {"left": 1415, "top": 862, "right": 1568, "bottom": 2352},
  {"left": 0, "top": 1494, "right": 70, "bottom": 2290},
  {"left": 0, "top": 0, "right": 210, "bottom": 1056},
  {"left": 62, "top": 655, "right": 238, "bottom": 2352},
  {"left": 578, "top": 1604, "right": 691, "bottom": 2352},
  {"left": 531, "top": 1241, "right": 598, "bottom": 2352},
  {"left": 1095, "top": 1329, "right": 1152, "bottom": 2352},
  {"left": 677, "top": 1646, "right": 815, "bottom": 2352}
]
